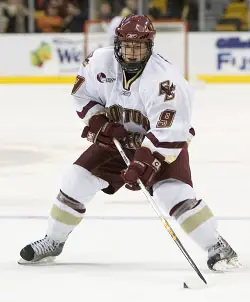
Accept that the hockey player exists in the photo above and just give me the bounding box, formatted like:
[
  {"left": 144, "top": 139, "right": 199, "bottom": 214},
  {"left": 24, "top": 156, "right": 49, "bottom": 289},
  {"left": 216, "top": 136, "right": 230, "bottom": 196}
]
[{"left": 19, "top": 15, "right": 240, "bottom": 271}]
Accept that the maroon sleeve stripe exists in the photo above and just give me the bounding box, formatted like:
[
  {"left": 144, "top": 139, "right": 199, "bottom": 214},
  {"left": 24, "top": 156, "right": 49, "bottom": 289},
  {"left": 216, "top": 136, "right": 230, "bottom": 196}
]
[
  {"left": 76, "top": 101, "right": 102, "bottom": 119},
  {"left": 146, "top": 132, "right": 187, "bottom": 149}
]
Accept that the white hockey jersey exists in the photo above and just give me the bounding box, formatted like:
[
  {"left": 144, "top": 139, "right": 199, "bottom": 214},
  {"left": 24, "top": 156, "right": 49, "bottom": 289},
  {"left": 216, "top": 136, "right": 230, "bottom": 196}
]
[{"left": 71, "top": 47, "right": 195, "bottom": 164}]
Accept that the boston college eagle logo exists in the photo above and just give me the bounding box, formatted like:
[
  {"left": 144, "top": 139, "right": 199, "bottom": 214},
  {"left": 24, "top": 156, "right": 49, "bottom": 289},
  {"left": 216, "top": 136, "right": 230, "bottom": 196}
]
[{"left": 159, "top": 80, "right": 176, "bottom": 102}]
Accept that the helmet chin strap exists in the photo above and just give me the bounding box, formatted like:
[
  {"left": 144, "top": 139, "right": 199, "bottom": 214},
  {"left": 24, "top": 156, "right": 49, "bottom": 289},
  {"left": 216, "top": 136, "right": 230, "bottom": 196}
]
[{"left": 122, "top": 60, "right": 145, "bottom": 72}]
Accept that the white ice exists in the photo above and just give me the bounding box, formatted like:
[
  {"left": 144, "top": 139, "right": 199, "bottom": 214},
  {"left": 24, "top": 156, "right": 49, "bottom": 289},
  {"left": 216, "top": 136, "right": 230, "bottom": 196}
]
[{"left": 1, "top": 84, "right": 250, "bottom": 302}]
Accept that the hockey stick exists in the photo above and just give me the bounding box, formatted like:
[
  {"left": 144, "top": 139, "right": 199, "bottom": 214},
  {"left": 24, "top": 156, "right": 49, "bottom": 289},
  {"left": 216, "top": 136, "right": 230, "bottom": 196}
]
[{"left": 113, "top": 138, "right": 207, "bottom": 287}]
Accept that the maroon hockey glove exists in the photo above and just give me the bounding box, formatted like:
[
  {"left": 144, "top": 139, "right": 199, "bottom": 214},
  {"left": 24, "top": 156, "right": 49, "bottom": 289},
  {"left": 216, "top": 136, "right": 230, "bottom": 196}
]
[
  {"left": 121, "top": 147, "right": 165, "bottom": 190},
  {"left": 82, "top": 114, "right": 128, "bottom": 147}
]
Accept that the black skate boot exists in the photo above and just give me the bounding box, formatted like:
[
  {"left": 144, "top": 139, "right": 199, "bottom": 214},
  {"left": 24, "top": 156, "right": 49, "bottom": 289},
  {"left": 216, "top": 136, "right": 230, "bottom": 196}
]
[
  {"left": 18, "top": 236, "right": 65, "bottom": 264},
  {"left": 207, "top": 236, "right": 241, "bottom": 271}
]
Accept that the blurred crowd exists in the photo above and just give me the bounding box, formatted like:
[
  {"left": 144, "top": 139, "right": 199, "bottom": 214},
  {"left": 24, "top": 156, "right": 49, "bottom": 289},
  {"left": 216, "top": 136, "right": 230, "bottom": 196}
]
[
  {"left": 0, "top": 0, "right": 88, "bottom": 33},
  {"left": 216, "top": 0, "right": 250, "bottom": 31},
  {"left": 0, "top": 0, "right": 249, "bottom": 33}
]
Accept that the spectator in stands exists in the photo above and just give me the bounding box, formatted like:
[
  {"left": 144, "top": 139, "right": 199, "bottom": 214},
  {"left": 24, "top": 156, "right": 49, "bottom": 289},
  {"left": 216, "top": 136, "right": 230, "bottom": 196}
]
[
  {"left": 165, "top": 0, "right": 198, "bottom": 31},
  {"left": 4, "top": 0, "right": 29, "bottom": 33},
  {"left": 61, "top": 0, "right": 87, "bottom": 32},
  {"left": 50, "top": 0, "right": 68, "bottom": 18},
  {"left": 35, "top": 0, "right": 48, "bottom": 10},
  {"left": 0, "top": 0, "right": 8, "bottom": 32},
  {"left": 216, "top": 0, "right": 249, "bottom": 31},
  {"left": 165, "top": 0, "right": 189, "bottom": 20},
  {"left": 99, "top": 1, "right": 113, "bottom": 20},
  {"left": 186, "top": 0, "right": 198, "bottom": 31},
  {"left": 36, "top": 1, "right": 63, "bottom": 32},
  {"left": 74, "top": 0, "right": 87, "bottom": 16},
  {"left": 112, "top": 0, "right": 123, "bottom": 15},
  {"left": 120, "top": 0, "right": 137, "bottom": 17},
  {"left": 148, "top": 0, "right": 162, "bottom": 19}
]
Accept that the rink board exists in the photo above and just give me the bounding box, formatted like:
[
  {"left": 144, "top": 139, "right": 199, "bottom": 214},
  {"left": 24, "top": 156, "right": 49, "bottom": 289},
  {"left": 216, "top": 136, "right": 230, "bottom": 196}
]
[{"left": 0, "top": 32, "right": 250, "bottom": 83}]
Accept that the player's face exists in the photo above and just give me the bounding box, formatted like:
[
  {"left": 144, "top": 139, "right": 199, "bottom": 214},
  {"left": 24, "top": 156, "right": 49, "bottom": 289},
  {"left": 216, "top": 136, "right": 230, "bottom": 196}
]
[{"left": 121, "top": 41, "right": 148, "bottom": 63}]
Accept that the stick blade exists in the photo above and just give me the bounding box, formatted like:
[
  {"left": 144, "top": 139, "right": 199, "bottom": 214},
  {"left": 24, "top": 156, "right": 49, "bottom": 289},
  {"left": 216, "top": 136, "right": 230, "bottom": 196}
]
[{"left": 183, "top": 278, "right": 208, "bottom": 290}]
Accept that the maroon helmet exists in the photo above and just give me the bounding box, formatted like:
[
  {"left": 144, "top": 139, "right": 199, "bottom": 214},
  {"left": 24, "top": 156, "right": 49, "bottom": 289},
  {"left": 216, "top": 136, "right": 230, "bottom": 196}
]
[{"left": 114, "top": 15, "right": 156, "bottom": 72}]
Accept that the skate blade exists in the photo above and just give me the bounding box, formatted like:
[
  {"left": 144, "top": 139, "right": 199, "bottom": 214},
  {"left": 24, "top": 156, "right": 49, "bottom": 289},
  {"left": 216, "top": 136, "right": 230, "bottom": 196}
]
[
  {"left": 212, "top": 257, "right": 243, "bottom": 272},
  {"left": 18, "top": 256, "right": 56, "bottom": 265}
]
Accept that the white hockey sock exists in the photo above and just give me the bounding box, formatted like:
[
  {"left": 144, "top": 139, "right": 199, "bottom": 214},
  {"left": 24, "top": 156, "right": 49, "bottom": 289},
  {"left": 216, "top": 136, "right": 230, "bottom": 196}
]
[
  {"left": 176, "top": 200, "right": 219, "bottom": 250},
  {"left": 46, "top": 198, "right": 85, "bottom": 242}
]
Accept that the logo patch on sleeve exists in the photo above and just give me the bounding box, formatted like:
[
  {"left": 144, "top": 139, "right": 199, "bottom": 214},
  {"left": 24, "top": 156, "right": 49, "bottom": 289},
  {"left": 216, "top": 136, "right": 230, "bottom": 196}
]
[
  {"left": 159, "top": 80, "right": 176, "bottom": 102},
  {"left": 156, "top": 109, "right": 176, "bottom": 128},
  {"left": 97, "top": 72, "right": 116, "bottom": 83}
]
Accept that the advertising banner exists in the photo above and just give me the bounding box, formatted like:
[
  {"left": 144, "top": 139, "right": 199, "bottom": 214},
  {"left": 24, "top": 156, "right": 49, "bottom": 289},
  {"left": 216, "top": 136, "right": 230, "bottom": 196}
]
[
  {"left": 0, "top": 34, "right": 83, "bottom": 82},
  {"left": 1, "top": 32, "right": 250, "bottom": 83},
  {"left": 189, "top": 33, "right": 250, "bottom": 83}
]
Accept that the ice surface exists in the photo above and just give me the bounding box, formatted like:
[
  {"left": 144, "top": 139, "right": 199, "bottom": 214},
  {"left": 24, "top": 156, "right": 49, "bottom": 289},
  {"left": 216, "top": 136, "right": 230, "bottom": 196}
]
[{"left": 1, "top": 84, "right": 250, "bottom": 302}]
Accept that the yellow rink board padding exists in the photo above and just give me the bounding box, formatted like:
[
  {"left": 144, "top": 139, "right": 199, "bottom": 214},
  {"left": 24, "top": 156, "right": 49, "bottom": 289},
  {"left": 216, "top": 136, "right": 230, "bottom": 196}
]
[
  {"left": 1, "top": 75, "right": 250, "bottom": 84},
  {"left": 198, "top": 75, "right": 250, "bottom": 83},
  {"left": 0, "top": 76, "right": 76, "bottom": 84}
]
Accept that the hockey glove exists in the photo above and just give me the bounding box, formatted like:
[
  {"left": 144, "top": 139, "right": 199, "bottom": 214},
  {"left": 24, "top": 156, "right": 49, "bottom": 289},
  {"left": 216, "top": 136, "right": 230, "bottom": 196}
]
[
  {"left": 121, "top": 147, "right": 165, "bottom": 190},
  {"left": 82, "top": 114, "right": 128, "bottom": 147}
]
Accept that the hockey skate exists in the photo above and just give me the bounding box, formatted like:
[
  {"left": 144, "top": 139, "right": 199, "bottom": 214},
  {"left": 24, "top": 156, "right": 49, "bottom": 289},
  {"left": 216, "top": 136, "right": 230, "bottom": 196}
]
[
  {"left": 18, "top": 236, "right": 65, "bottom": 264},
  {"left": 207, "top": 236, "right": 242, "bottom": 271}
]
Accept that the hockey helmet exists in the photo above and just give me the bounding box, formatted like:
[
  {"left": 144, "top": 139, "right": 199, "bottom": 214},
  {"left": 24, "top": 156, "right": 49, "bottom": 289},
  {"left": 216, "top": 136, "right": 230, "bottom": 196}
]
[{"left": 114, "top": 14, "right": 156, "bottom": 72}]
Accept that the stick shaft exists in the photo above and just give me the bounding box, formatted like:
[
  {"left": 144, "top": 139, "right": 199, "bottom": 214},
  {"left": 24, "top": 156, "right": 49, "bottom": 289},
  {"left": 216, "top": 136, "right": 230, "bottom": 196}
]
[{"left": 113, "top": 138, "right": 207, "bottom": 284}]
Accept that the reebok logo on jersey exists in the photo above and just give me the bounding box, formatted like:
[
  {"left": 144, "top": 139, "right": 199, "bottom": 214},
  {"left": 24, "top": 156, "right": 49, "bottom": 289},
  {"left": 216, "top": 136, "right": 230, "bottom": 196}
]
[
  {"left": 121, "top": 90, "right": 131, "bottom": 96},
  {"left": 97, "top": 72, "right": 116, "bottom": 83}
]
